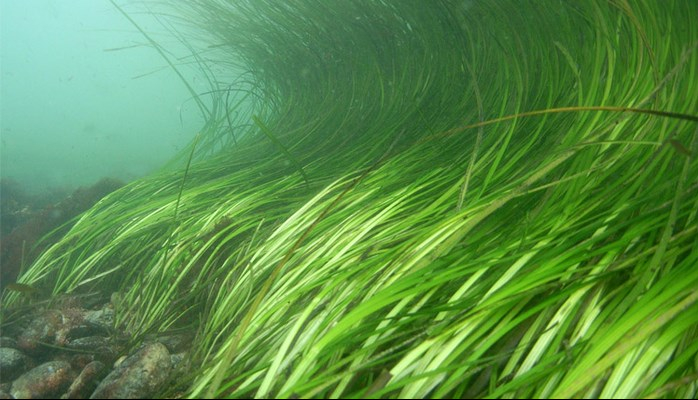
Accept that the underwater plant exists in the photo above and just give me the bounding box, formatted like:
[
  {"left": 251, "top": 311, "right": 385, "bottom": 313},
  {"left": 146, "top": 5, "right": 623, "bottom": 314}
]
[{"left": 4, "top": 0, "right": 697, "bottom": 398}]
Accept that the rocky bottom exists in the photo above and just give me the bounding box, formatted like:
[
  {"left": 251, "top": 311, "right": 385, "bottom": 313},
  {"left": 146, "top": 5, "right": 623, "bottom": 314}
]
[{"left": 0, "top": 293, "right": 192, "bottom": 399}]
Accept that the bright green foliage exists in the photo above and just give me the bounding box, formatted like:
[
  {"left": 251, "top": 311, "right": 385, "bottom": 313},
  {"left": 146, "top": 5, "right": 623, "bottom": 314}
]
[{"left": 6, "top": 0, "right": 698, "bottom": 398}]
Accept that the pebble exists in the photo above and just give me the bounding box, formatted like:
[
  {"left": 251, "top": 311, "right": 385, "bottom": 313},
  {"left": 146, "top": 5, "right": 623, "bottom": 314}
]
[
  {"left": 152, "top": 332, "right": 193, "bottom": 353},
  {"left": 16, "top": 311, "right": 62, "bottom": 355},
  {"left": 10, "top": 360, "right": 73, "bottom": 399},
  {"left": 0, "top": 383, "right": 11, "bottom": 394},
  {"left": 83, "top": 308, "right": 114, "bottom": 332},
  {"left": 54, "top": 308, "right": 90, "bottom": 347},
  {"left": 69, "top": 354, "right": 97, "bottom": 372},
  {"left": 0, "top": 347, "right": 30, "bottom": 382},
  {"left": 66, "top": 336, "right": 111, "bottom": 353},
  {"left": 61, "top": 361, "right": 107, "bottom": 399},
  {"left": 170, "top": 352, "right": 188, "bottom": 370},
  {"left": 2, "top": 295, "right": 182, "bottom": 399},
  {"left": 0, "top": 338, "right": 17, "bottom": 349},
  {"left": 90, "top": 342, "right": 172, "bottom": 399}
]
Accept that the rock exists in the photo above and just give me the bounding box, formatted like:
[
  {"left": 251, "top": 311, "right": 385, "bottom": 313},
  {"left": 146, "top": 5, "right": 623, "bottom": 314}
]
[
  {"left": 66, "top": 336, "right": 111, "bottom": 352},
  {"left": 16, "top": 310, "right": 62, "bottom": 355},
  {"left": 152, "top": 332, "right": 193, "bottom": 353},
  {"left": 170, "top": 352, "right": 188, "bottom": 370},
  {"left": 0, "top": 383, "right": 11, "bottom": 394},
  {"left": 0, "top": 347, "right": 30, "bottom": 382},
  {"left": 10, "top": 360, "right": 73, "bottom": 399},
  {"left": 90, "top": 342, "right": 172, "bottom": 399},
  {"left": 0, "top": 337, "right": 17, "bottom": 348},
  {"left": 83, "top": 308, "right": 114, "bottom": 333},
  {"left": 53, "top": 307, "right": 88, "bottom": 347},
  {"left": 61, "top": 361, "right": 107, "bottom": 399},
  {"left": 65, "top": 324, "right": 101, "bottom": 341},
  {"left": 16, "top": 307, "right": 91, "bottom": 356},
  {"left": 68, "top": 336, "right": 117, "bottom": 366},
  {"left": 69, "top": 354, "right": 96, "bottom": 371}
]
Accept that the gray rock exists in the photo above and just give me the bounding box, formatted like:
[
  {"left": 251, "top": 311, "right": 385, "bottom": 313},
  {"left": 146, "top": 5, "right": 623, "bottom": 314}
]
[
  {"left": 66, "top": 336, "right": 111, "bottom": 352},
  {"left": 170, "top": 352, "right": 187, "bottom": 370},
  {"left": 65, "top": 323, "right": 102, "bottom": 340},
  {"left": 90, "top": 342, "right": 172, "bottom": 399},
  {"left": 10, "top": 361, "right": 73, "bottom": 399},
  {"left": 0, "top": 347, "right": 30, "bottom": 382},
  {"left": 70, "top": 337, "right": 123, "bottom": 367},
  {"left": 83, "top": 308, "right": 114, "bottom": 333},
  {"left": 61, "top": 361, "right": 107, "bottom": 399},
  {"left": 152, "top": 332, "right": 193, "bottom": 353}
]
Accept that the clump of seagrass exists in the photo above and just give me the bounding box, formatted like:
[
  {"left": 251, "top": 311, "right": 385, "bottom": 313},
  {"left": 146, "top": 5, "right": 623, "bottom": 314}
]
[{"left": 6, "top": 1, "right": 698, "bottom": 399}]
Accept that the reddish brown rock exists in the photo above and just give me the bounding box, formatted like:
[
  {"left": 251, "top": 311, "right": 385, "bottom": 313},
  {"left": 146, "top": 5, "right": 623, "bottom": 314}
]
[
  {"left": 15, "top": 307, "right": 87, "bottom": 357},
  {"left": 10, "top": 361, "right": 73, "bottom": 399},
  {"left": 61, "top": 361, "right": 107, "bottom": 399},
  {"left": 16, "top": 310, "right": 62, "bottom": 356}
]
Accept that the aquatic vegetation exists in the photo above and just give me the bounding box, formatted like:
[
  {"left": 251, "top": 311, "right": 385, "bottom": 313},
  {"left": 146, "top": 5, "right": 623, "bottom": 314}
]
[{"left": 4, "top": 0, "right": 697, "bottom": 398}]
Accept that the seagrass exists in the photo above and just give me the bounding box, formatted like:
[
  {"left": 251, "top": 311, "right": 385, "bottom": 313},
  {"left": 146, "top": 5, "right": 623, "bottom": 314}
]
[{"left": 4, "top": 1, "right": 697, "bottom": 398}]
